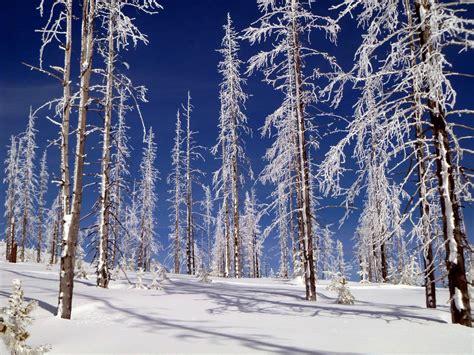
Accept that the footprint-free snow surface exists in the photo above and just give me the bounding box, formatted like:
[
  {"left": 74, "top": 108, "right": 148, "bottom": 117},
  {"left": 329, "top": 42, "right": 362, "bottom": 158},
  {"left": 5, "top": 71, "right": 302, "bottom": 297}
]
[{"left": 0, "top": 261, "right": 472, "bottom": 354}]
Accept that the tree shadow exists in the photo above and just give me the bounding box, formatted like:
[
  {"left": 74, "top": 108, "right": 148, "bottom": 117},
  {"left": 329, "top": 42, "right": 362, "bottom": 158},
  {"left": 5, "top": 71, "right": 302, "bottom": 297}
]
[
  {"left": 0, "top": 290, "right": 56, "bottom": 315},
  {"left": 70, "top": 291, "right": 349, "bottom": 354},
  {"left": 161, "top": 279, "right": 447, "bottom": 325}
]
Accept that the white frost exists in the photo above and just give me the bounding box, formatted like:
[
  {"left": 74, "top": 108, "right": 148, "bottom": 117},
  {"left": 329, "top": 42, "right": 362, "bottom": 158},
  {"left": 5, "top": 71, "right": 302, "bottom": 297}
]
[
  {"left": 454, "top": 287, "right": 465, "bottom": 311},
  {"left": 438, "top": 132, "right": 457, "bottom": 264}
]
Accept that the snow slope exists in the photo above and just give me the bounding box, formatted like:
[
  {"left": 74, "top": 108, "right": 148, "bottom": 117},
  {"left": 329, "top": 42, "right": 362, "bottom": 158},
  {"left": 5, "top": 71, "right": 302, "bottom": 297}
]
[{"left": 0, "top": 261, "right": 472, "bottom": 354}]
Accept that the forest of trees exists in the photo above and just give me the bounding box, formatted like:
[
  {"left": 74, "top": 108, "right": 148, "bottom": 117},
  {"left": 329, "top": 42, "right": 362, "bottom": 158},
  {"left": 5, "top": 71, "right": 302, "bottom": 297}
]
[{"left": 2, "top": 0, "right": 473, "bottom": 327}]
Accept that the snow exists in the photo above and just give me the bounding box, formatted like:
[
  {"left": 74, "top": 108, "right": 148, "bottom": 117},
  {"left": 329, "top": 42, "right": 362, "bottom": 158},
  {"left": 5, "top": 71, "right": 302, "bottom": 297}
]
[
  {"left": 454, "top": 287, "right": 465, "bottom": 311},
  {"left": 438, "top": 132, "right": 458, "bottom": 265},
  {"left": 1, "top": 261, "right": 473, "bottom": 354}
]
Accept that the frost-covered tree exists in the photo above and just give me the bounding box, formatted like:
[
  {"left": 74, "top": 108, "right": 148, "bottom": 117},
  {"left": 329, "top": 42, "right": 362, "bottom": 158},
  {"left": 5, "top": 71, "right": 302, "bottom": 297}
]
[
  {"left": 321, "top": 0, "right": 473, "bottom": 325},
  {"left": 46, "top": 193, "right": 62, "bottom": 265},
  {"left": 240, "top": 189, "right": 263, "bottom": 278},
  {"left": 4, "top": 135, "right": 20, "bottom": 262},
  {"left": 0, "top": 279, "right": 50, "bottom": 354},
  {"left": 109, "top": 85, "right": 132, "bottom": 268},
  {"left": 216, "top": 14, "right": 251, "bottom": 278},
  {"left": 36, "top": 150, "right": 49, "bottom": 263},
  {"left": 210, "top": 205, "right": 227, "bottom": 277},
  {"left": 18, "top": 110, "right": 38, "bottom": 262},
  {"left": 122, "top": 182, "right": 140, "bottom": 267},
  {"left": 335, "top": 240, "right": 349, "bottom": 278},
  {"left": 168, "top": 109, "right": 185, "bottom": 273},
  {"left": 36, "top": 0, "right": 74, "bottom": 253},
  {"left": 95, "top": 0, "right": 160, "bottom": 289},
  {"left": 200, "top": 185, "right": 214, "bottom": 270},
  {"left": 244, "top": 0, "right": 340, "bottom": 300},
  {"left": 58, "top": 0, "right": 96, "bottom": 320},
  {"left": 137, "top": 128, "right": 159, "bottom": 271},
  {"left": 182, "top": 93, "right": 203, "bottom": 275},
  {"left": 276, "top": 183, "right": 289, "bottom": 278},
  {"left": 319, "top": 226, "right": 335, "bottom": 280}
]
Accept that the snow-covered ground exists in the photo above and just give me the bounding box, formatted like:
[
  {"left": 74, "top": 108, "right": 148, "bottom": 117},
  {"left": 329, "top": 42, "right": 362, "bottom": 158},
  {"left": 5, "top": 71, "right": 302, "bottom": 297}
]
[{"left": 0, "top": 261, "right": 472, "bottom": 354}]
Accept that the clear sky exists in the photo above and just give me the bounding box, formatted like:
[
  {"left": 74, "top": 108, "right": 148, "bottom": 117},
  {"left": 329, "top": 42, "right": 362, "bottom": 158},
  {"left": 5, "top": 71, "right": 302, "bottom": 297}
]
[{"left": 0, "top": 1, "right": 472, "bottom": 274}]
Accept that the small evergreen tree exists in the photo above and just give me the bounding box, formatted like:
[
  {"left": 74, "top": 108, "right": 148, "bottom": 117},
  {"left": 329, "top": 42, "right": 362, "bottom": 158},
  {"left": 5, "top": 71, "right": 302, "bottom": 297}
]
[{"left": 0, "top": 279, "right": 50, "bottom": 354}]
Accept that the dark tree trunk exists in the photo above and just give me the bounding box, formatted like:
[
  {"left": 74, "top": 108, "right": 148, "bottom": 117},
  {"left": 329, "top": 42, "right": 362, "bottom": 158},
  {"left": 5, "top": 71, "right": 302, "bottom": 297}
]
[{"left": 414, "top": 0, "right": 471, "bottom": 326}]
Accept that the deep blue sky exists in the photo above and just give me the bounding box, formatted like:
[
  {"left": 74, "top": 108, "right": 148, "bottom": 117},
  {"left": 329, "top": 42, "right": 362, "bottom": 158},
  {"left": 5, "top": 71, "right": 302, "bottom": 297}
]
[{"left": 0, "top": 1, "right": 472, "bottom": 274}]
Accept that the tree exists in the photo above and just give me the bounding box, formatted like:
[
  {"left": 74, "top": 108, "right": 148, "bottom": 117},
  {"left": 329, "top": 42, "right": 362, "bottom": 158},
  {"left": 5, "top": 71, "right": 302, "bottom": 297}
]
[
  {"left": 412, "top": 0, "right": 472, "bottom": 326},
  {"left": 335, "top": 240, "right": 349, "bottom": 278},
  {"left": 46, "top": 193, "right": 62, "bottom": 265},
  {"left": 183, "top": 92, "right": 203, "bottom": 275},
  {"left": 321, "top": 0, "right": 472, "bottom": 325},
  {"left": 96, "top": 0, "right": 161, "bottom": 289},
  {"left": 240, "top": 189, "right": 263, "bottom": 278},
  {"left": 37, "top": 0, "right": 74, "bottom": 267},
  {"left": 216, "top": 14, "right": 251, "bottom": 278},
  {"left": 36, "top": 150, "right": 49, "bottom": 263},
  {"left": 122, "top": 181, "right": 140, "bottom": 268},
  {"left": 4, "top": 135, "right": 20, "bottom": 262},
  {"left": 58, "top": 0, "right": 96, "bottom": 320},
  {"left": 109, "top": 84, "right": 132, "bottom": 268},
  {"left": 319, "top": 226, "right": 334, "bottom": 280},
  {"left": 244, "top": 0, "right": 340, "bottom": 300},
  {"left": 0, "top": 280, "right": 50, "bottom": 354},
  {"left": 168, "top": 109, "right": 185, "bottom": 273},
  {"left": 200, "top": 185, "right": 214, "bottom": 270},
  {"left": 18, "top": 110, "right": 38, "bottom": 262},
  {"left": 137, "top": 128, "right": 159, "bottom": 271}
]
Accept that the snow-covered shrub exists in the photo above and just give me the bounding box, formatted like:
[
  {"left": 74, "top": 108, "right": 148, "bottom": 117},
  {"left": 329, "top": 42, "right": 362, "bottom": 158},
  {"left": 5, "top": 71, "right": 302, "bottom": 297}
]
[
  {"left": 337, "top": 278, "right": 355, "bottom": 305},
  {"left": 197, "top": 268, "right": 212, "bottom": 283},
  {"left": 156, "top": 263, "right": 169, "bottom": 282},
  {"left": 149, "top": 262, "right": 162, "bottom": 290},
  {"left": 75, "top": 260, "right": 88, "bottom": 280},
  {"left": 357, "top": 261, "right": 369, "bottom": 284},
  {"left": 326, "top": 272, "right": 343, "bottom": 291},
  {"left": 133, "top": 268, "right": 148, "bottom": 290},
  {"left": 326, "top": 272, "right": 355, "bottom": 305},
  {"left": 399, "top": 256, "right": 423, "bottom": 286},
  {"left": 0, "top": 279, "right": 50, "bottom": 354},
  {"left": 75, "top": 235, "right": 88, "bottom": 280},
  {"left": 0, "top": 240, "right": 6, "bottom": 259}
]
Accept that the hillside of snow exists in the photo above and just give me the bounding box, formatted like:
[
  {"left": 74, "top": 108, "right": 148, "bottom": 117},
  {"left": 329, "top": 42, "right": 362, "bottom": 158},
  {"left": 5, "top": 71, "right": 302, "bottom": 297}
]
[{"left": 0, "top": 260, "right": 472, "bottom": 354}]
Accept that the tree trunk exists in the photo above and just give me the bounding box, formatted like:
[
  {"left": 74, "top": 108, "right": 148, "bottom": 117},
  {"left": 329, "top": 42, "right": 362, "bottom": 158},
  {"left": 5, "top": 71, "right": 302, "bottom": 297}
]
[
  {"left": 60, "top": 0, "right": 73, "bottom": 256},
  {"left": 8, "top": 218, "right": 16, "bottom": 263},
  {"left": 97, "top": 0, "right": 115, "bottom": 289},
  {"left": 223, "top": 140, "right": 231, "bottom": 278},
  {"left": 174, "top": 112, "right": 181, "bottom": 274},
  {"left": 20, "top": 209, "right": 28, "bottom": 262},
  {"left": 403, "top": 0, "right": 437, "bottom": 308},
  {"left": 185, "top": 95, "right": 193, "bottom": 275},
  {"left": 36, "top": 204, "right": 44, "bottom": 263},
  {"left": 230, "top": 103, "right": 241, "bottom": 278},
  {"left": 290, "top": 0, "right": 316, "bottom": 301},
  {"left": 58, "top": 0, "right": 95, "bottom": 320},
  {"left": 380, "top": 243, "right": 388, "bottom": 282},
  {"left": 414, "top": 0, "right": 471, "bottom": 326}
]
